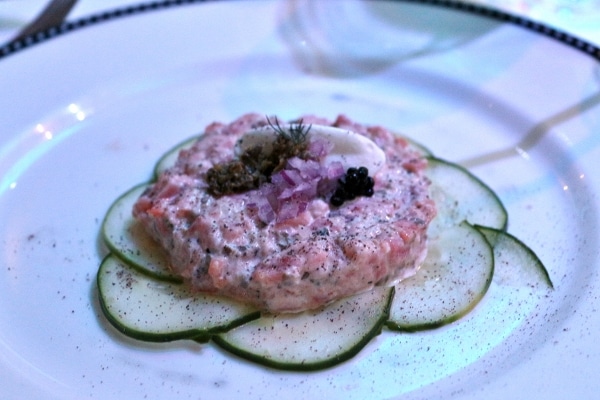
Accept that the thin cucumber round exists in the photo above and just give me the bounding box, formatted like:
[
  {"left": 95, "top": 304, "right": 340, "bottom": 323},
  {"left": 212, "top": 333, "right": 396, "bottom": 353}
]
[
  {"left": 426, "top": 157, "right": 508, "bottom": 235},
  {"left": 97, "top": 254, "right": 260, "bottom": 342},
  {"left": 387, "top": 220, "right": 494, "bottom": 332},
  {"left": 402, "top": 135, "right": 434, "bottom": 157},
  {"left": 213, "top": 286, "right": 394, "bottom": 371},
  {"left": 102, "top": 184, "right": 180, "bottom": 283},
  {"left": 475, "top": 225, "right": 553, "bottom": 289},
  {"left": 96, "top": 128, "right": 551, "bottom": 371}
]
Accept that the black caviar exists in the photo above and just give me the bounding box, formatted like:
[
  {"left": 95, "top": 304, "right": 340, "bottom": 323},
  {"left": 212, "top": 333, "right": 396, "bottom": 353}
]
[{"left": 330, "top": 166, "right": 375, "bottom": 207}]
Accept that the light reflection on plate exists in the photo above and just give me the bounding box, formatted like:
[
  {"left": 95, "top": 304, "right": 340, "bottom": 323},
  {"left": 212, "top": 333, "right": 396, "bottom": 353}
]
[{"left": 0, "top": 1, "right": 599, "bottom": 399}]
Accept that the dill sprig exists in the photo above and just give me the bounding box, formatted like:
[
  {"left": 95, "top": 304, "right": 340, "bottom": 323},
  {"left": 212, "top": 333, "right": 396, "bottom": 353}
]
[{"left": 266, "top": 116, "right": 311, "bottom": 145}]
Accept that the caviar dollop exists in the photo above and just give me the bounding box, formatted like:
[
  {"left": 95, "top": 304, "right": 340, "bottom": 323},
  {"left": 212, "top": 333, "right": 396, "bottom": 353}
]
[{"left": 330, "top": 166, "right": 375, "bottom": 206}]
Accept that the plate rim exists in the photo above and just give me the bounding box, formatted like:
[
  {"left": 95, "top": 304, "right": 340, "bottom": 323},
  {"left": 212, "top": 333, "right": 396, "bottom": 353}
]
[
  {"left": 0, "top": 0, "right": 596, "bottom": 400},
  {"left": 1, "top": 0, "right": 599, "bottom": 63}
]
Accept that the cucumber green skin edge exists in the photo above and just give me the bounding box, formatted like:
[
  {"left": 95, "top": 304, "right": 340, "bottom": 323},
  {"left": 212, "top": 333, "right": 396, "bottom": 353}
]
[
  {"left": 385, "top": 222, "right": 495, "bottom": 333},
  {"left": 100, "top": 183, "right": 183, "bottom": 284},
  {"left": 153, "top": 136, "right": 197, "bottom": 180},
  {"left": 96, "top": 129, "right": 551, "bottom": 370},
  {"left": 96, "top": 254, "right": 261, "bottom": 343},
  {"left": 474, "top": 224, "right": 554, "bottom": 289},
  {"left": 211, "top": 288, "right": 395, "bottom": 372},
  {"left": 427, "top": 156, "right": 509, "bottom": 232}
]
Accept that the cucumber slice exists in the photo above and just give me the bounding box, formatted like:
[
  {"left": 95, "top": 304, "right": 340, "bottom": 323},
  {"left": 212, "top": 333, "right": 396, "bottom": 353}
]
[
  {"left": 97, "top": 254, "right": 260, "bottom": 342},
  {"left": 96, "top": 127, "right": 551, "bottom": 371},
  {"left": 213, "top": 286, "right": 394, "bottom": 371},
  {"left": 386, "top": 221, "right": 494, "bottom": 332},
  {"left": 154, "top": 136, "right": 197, "bottom": 178},
  {"left": 401, "top": 134, "right": 434, "bottom": 157},
  {"left": 475, "top": 225, "right": 553, "bottom": 289},
  {"left": 427, "top": 157, "right": 508, "bottom": 234},
  {"left": 102, "top": 184, "right": 180, "bottom": 282}
]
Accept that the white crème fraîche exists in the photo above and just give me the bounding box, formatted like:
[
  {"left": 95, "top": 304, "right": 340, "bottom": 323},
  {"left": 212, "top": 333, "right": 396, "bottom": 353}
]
[{"left": 235, "top": 124, "right": 386, "bottom": 173}]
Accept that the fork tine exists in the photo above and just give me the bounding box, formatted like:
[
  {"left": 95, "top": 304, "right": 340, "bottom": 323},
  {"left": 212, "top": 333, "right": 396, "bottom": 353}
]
[{"left": 11, "top": 0, "right": 78, "bottom": 42}]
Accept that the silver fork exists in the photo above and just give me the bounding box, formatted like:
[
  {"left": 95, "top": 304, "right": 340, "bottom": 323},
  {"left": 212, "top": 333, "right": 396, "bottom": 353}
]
[{"left": 9, "top": 0, "right": 78, "bottom": 43}]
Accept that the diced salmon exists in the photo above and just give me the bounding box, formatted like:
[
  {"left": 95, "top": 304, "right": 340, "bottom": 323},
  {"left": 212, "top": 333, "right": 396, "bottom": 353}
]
[{"left": 133, "top": 114, "right": 436, "bottom": 313}]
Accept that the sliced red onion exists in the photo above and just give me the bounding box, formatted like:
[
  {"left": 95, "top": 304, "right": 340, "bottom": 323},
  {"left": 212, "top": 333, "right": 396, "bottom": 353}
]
[
  {"left": 296, "top": 180, "right": 318, "bottom": 198},
  {"left": 307, "top": 137, "right": 334, "bottom": 159},
  {"left": 287, "top": 157, "right": 321, "bottom": 178},
  {"left": 270, "top": 173, "right": 287, "bottom": 188},
  {"left": 246, "top": 139, "right": 346, "bottom": 224},
  {"left": 277, "top": 201, "right": 300, "bottom": 222},
  {"left": 258, "top": 203, "right": 275, "bottom": 223},
  {"left": 248, "top": 190, "right": 276, "bottom": 224},
  {"left": 326, "top": 161, "right": 345, "bottom": 179},
  {"left": 280, "top": 168, "right": 302, "bottom": 186}
]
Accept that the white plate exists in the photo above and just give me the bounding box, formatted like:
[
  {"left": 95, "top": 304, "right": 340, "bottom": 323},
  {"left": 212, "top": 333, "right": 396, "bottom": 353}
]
[{"left": 1, "top": 1, "right": 599, "bottom": 399}]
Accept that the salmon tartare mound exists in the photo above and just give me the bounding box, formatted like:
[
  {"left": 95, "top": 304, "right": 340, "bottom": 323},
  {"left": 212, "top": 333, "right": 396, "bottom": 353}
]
[{"left": 133, "top": 113, "right": 436, "bottom": 313}]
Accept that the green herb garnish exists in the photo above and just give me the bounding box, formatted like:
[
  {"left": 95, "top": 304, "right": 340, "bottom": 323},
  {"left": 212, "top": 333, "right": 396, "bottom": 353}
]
[{"left": 266, "top": 116, "right": 311, "bottom": 146}]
